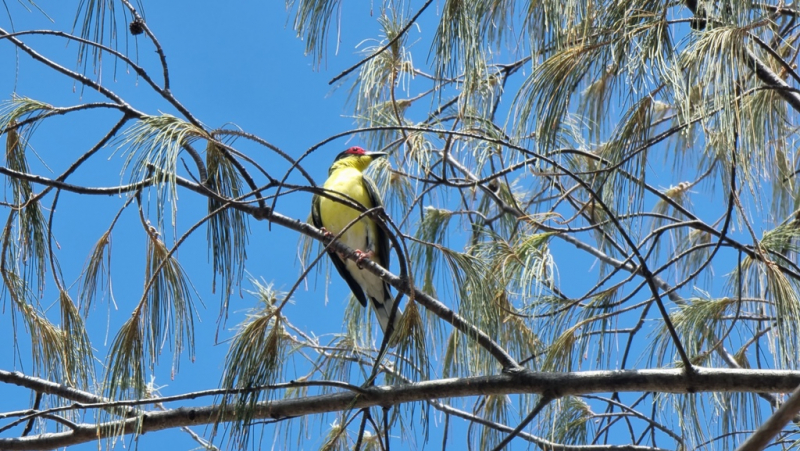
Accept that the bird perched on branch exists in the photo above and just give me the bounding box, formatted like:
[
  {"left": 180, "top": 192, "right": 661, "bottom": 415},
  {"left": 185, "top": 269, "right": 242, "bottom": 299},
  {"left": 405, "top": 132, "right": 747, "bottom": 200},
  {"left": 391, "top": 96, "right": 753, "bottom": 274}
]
[{"left": 311, "top": 146, "right": 401, "bottom": 335}]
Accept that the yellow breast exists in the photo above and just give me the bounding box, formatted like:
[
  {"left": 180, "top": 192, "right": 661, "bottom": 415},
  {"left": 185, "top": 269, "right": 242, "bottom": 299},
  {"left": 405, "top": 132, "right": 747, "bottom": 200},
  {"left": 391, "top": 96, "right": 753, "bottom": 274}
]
[{"left": 318, "top": 167, "right": 374, "bottom": 239}]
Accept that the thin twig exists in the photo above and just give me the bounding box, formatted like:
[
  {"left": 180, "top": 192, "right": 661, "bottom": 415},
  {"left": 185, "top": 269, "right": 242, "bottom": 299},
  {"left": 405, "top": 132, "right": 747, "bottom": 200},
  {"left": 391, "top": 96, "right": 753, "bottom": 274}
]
[{"left": 328, "top": 0, "right": 433, "bottom": 85}]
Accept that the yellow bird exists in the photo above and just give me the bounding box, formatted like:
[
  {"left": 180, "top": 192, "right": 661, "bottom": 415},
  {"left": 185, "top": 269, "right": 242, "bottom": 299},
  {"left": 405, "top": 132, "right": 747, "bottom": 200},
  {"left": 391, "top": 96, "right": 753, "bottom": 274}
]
[{"left": 311, "top": 147, "right": 401, "bottom": 334}]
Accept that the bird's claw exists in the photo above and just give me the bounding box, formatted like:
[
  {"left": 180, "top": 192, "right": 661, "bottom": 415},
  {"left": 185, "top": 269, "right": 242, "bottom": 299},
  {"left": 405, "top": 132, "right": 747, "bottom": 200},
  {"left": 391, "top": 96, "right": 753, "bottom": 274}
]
[
  {"left": 320, "top": 227, "right": 334, "bottom": 239},
  {"left": 354, "top": 249, "right": 374, "bottom": 269}
]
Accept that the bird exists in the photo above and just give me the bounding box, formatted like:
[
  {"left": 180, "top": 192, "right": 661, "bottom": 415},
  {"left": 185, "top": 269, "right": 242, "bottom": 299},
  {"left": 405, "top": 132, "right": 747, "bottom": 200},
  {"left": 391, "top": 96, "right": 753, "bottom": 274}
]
[{"left": 311, "top": 146, "right": 401, "bottom": 335}]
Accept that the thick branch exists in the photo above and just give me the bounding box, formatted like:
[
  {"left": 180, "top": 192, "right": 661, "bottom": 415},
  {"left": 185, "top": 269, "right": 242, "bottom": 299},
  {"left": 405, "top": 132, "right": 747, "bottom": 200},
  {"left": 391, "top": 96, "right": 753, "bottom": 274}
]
[
  {"left": 745, "top": 47, "right": 800, "bottom": 112},
  {"left": 3, "top": 367, "right": 800, "bottom": 450},
  {"left": 0, "top": 370, "right": 109, "bottom": 405}
]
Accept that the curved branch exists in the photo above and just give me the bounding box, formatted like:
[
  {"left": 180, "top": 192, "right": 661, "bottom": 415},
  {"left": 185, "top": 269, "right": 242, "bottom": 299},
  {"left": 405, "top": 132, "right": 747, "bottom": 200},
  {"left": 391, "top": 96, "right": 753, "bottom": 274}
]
[
  {"left": 0, "top": 166, "right": 155, "bottom": 195},
  {"left": 214, "top": 129, "right": 315, "bottom": 185},
  {"left": 27, "top": 114, "right": 132, "bottom": 206},
  {"left": 0, "top": 27, "right": 139, "bottom": 115},
  {"left": 430, "top": 399, "right": 668, "bottom": 451}
]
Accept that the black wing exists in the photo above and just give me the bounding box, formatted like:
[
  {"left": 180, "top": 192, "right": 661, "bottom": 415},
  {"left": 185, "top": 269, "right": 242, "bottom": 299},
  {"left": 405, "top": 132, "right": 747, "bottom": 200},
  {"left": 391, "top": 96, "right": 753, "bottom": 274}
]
[
  {"left": 311, "top": 192, "right": 323, "bottom": 230},
  {"left": 362, "top": 175, "right": 391, "bottom": 272},
  {"left": 363, "top": 174, "right": 399, "bottom": 332}
]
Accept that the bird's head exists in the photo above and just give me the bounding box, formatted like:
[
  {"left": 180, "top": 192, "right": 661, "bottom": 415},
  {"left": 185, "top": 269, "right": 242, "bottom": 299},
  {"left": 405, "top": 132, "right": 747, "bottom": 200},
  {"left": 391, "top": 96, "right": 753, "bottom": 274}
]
[{"left": 329, "top": 146, "right": 387, "bottom": 173}]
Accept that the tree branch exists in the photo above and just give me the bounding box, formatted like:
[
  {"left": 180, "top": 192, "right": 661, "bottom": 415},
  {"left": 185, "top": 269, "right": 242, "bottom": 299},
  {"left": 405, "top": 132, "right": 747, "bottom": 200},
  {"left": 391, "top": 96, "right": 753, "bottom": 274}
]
[
  {"left": 327, "top": 0, "right": 434, "bottom": 85},
  {"left": 736, "top": 382, "right": 800, "bottom": 451},
  {"left": 3, "top": 367, "right": 800, "bottom": 450}
]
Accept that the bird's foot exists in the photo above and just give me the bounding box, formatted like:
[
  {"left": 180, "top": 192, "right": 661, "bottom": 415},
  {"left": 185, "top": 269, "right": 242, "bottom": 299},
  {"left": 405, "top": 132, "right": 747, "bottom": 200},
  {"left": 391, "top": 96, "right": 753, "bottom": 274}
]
[
  {"left": 354, "top": 249, "right": 374, "bottom": 269},
  {"left": 320, "top": 227, "right": 334, "bottom": 239}
]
